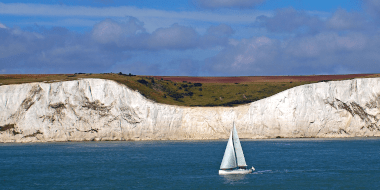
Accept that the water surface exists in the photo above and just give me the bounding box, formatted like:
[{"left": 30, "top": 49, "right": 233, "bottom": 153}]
[{"left": 1, "top": 138, "right": 379, "bottom": 189}]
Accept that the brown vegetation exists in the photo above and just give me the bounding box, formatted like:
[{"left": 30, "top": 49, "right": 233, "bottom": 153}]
[{"left": 154, "top": 74, "right": 375, "bottom": 83}]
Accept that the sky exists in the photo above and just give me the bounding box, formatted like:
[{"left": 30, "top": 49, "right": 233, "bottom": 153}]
[{"left": 0, "top": 0, "right": 379, "bottom": 76}]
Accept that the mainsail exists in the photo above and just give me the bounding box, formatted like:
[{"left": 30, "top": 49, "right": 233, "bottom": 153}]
[
  {"left": 220, "top": 122, "right": 247, "bottom": 170},
  {"left": 220, "top": 131, "right": 237, "bottom": 169}
]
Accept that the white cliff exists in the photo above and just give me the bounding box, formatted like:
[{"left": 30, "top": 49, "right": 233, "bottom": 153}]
[{"left": 0, "top": 78, "right": 380, "bottom": 142}]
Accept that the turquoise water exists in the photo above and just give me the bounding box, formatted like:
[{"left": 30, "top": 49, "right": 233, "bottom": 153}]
[{"left": 1, "top": 138, "right": 380, "bottom": 189}]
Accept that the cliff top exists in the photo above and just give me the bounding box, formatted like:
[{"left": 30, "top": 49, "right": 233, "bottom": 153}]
[{"left": 0, "top": 73, "right": 378, "bottom": 107}]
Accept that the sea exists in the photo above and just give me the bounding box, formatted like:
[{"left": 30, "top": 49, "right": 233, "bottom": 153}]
[{"left": 1, "top": 138, "right": 379, "bottom": 190}]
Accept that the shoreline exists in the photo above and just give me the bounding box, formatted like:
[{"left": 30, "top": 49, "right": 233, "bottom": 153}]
[{"left": 1, "top": 136, "right": 380, "bottom": 144}]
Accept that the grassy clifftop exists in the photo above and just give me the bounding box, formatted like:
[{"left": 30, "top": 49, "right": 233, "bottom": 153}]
[{"left": 0, "top": 73, "right": 378, "bottom": 107}]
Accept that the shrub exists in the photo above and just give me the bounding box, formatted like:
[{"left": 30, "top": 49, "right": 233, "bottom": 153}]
[
  {"left": 169, "top": 92, "right": 184, "bottom": 100},
  {"left": 137, "top": 79, "right": 148, "bottom": 85}
]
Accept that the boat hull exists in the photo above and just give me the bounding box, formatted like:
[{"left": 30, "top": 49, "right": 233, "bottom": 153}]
[{"left": 219, "top": 168, "right": 253, "bottom": 175}]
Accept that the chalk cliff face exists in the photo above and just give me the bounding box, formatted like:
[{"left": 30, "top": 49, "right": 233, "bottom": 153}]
[{"left": 1, "top": 78, "right": 380, "bottom": 142}]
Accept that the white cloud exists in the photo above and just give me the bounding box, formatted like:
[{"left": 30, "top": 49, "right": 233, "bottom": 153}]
[
  {"left": 0, "top": 25, "right": 124, "bottom": 74},
  {"left": 193, "top": 0, "right": 266, "bottom": 9},
  {"left": 205, "top": 6, "right": 380, "bottom": 75},
  {"left": 89, "top": 19, "right": 234, "bottom": 50},
  {"left": 0, "top": 17, "right": 237, "bottom": 74},
  {"left": 326, "top": 9, "right": 366, "bottom": 30},
  {"left": 0, "top": 22, "right": 6, "bottom": 28},
  {"left": 1, "top": 2, "right": 379, "bottom": 76},
  {"left": 284, "top": 32, "right": 368, "bottom": 58},
  {"left": 205, "top": 30, "right": 377, "bottom": 76},
  {"left": 0, "top": 2, "right": 270, "bottom": 24},
  {"left": 0, "top": 2, "right": 272, "bottom": 33},
  {"left": 91, "top": 18, "right": 145, "bottom": 44},
  {"left": 147, "top": 24, "right": 199, "bottom": 50}
]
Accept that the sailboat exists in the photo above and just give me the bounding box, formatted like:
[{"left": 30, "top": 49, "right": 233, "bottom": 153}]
[{"left": 219, "top": 122, "right": 255, "bottom": 175}]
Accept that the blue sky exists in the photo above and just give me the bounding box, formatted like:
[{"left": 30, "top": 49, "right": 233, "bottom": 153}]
[{"left": 0, "top": 0, "right": 379, "bottom": 76}]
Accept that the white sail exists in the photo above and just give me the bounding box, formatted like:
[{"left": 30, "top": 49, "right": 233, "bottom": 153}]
[
  {"left": 232, "top": 123, "right": 247, "bottom": 167},
  {"left": 220, "top": 131, "right": 237, "bottom": 169}
]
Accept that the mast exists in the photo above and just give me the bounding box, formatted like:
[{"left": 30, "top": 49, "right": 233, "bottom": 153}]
[{"left": 232, "top": 122, "right": 247, "bottom": 167}]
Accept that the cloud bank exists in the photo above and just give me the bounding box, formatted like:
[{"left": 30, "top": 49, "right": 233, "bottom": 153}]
[
  {"left": 0, "top": 17, "right": 233, "bottom": 74},
  {"left": 1, "top": 1, "right": 380, "bottom": 76},
  {"left": 90, "top": 18, "right": 234, "bottom": 50},
  {"left": 205, "top": 5, "right": 380, "bottom": 76}
]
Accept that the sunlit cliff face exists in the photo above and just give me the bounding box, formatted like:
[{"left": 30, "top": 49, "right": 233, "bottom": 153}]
[{"left": 1, "top": 78, "right": 380, "bottom": 143}]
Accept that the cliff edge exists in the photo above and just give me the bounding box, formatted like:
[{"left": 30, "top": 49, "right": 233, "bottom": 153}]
[{"left": 1, "top": 78, "right": 380, "bottom": 142}]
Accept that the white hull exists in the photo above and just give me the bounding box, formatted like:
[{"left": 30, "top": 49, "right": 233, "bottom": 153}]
[{"left": 219, "top": 168, "right": 253, "bottom": 175}]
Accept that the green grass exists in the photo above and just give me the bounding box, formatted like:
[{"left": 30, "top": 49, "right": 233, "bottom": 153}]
[{"left": 0, "top": 73, "right": 379, "bottom": 107}]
